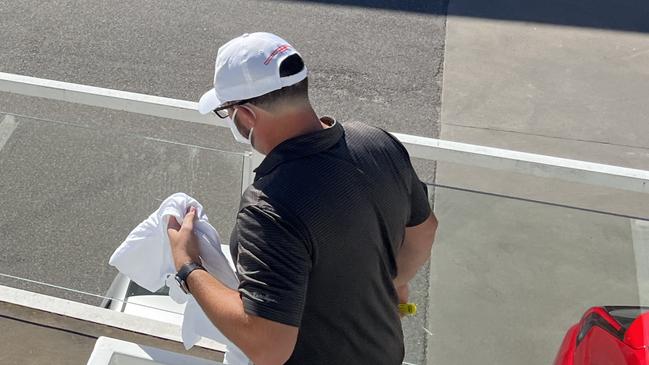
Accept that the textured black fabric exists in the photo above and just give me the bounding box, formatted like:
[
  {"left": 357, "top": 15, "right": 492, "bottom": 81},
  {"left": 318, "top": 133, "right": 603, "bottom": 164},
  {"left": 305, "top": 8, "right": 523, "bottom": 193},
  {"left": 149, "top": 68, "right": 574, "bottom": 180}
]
[{"left": 230, "top": 119, "right": 430, "bottom": 365}]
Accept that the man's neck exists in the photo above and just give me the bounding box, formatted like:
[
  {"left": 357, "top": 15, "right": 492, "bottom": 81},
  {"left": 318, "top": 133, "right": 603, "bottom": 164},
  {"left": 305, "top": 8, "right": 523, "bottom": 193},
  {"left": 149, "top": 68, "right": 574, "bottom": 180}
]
[
  {"left": 263, "top": 107, "right": 322, "bottom": 153},
  {"left": 285, "top": 107, "right": 323, "bottom": 136}
]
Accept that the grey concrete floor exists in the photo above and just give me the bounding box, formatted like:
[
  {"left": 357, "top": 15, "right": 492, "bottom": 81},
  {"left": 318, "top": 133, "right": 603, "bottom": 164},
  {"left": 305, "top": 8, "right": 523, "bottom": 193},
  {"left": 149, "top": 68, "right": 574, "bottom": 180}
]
[
  {"left": 429, "top": 187, "right": 642, "bottom": 364},
  {"left": 0, "top": 1, "right": 447, "bottom": 364},
  {"left": 0, "top": 0, "right": 446, "bottom": 139},
  {"left": 439, "top": 0, "right": 649, "bottom": 215},
  {"left": 431, "top": 0, "right": 649, "bottom": 364}
]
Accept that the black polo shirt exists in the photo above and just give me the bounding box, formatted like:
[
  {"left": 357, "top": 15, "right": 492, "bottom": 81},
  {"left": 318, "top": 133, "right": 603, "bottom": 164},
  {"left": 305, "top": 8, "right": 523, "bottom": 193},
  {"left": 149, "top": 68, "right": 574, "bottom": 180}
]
[{"left": 230, "top": 118, "right": 430, "bottom": 365}]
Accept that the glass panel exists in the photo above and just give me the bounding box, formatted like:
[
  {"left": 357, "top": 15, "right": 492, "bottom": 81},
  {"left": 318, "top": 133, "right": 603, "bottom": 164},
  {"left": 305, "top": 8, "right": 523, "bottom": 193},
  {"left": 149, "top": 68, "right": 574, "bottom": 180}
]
[
  {"left": 3, "top": 108, "right": 649, "bottom": 365},
  {"left": 0, "top": 113, "right": 245, "bottom": 310},
  {"left": 401, "top": 183, "right": 649, "bottom": 365},
  {"left": 433, "top": 160, "right": 649, "bottom": 219}
]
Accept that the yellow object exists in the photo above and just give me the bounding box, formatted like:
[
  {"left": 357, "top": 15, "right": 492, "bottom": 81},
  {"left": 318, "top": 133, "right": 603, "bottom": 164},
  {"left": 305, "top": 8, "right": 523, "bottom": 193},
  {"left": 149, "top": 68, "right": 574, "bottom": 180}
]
[{"left": 398, "top": 303, "right": 417, "bottom": 316}]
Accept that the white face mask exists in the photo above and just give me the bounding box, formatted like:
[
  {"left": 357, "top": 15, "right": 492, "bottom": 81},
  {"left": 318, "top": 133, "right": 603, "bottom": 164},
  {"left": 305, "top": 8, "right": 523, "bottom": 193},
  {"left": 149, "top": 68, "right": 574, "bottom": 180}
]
[{"left": 228, "top": 108, "right": 253, "bottom": 145}]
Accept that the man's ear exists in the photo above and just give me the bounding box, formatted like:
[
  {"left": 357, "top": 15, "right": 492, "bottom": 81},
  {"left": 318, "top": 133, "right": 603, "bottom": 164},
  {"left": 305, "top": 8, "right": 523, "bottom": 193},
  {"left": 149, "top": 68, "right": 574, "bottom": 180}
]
[{"left": 236, "top": 105, "right": 257, "bottom": 129}]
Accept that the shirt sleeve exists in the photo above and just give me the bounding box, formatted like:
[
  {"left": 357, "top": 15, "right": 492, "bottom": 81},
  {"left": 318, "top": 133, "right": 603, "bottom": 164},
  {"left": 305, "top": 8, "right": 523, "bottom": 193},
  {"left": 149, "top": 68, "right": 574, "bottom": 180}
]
[
  {"left": 379, "top": 129, "right": 431, "bottom": 227},
  {"left": 233, "top": 204, "right": 312, "bottom": 327},
  {"left": 406, "top": 170, "right": 431, "bottom": 227}
]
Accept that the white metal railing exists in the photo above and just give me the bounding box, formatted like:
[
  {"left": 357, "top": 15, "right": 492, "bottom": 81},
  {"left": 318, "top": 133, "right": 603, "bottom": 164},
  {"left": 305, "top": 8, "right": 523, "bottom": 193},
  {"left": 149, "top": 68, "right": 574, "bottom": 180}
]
[
  {"left": 1, "top": 71, "right": 648, "bottom": 194},
  {"left": 394, "top": 132, "right": 649, "bottom": 194}
]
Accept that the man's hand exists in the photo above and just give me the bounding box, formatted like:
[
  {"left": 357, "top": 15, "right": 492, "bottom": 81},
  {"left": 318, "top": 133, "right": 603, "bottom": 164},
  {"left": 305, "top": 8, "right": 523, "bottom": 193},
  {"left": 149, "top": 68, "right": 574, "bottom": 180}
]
[
  {"left": 167, "top": 206, "right": 201, "bottom": 271},
  {"left": 168, "top": 207, "right": 300, "bottom": 365},
  {"left": 395, "top": 282, "right": 409, "bottom": 318},
  {"left": 395, "top": 283, "right": 409, "bottom": 304}
]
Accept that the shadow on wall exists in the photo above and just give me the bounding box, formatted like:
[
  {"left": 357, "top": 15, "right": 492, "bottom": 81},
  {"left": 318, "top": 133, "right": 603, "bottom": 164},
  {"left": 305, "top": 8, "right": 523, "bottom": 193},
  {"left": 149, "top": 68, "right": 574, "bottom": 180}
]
[{"left": 287, "top": 0, "right": 649, "bottom": 33}]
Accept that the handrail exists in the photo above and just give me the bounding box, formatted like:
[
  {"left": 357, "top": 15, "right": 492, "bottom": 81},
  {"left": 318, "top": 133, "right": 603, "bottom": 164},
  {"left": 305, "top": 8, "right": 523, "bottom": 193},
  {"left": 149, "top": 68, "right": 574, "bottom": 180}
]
[
  {"left": 395, "top": 133, "right": 649, "bottom": 194},
  {"left": 0, "top": 72, "right": 226, "bottom": 128},
  {"left": 1, "top": 71, "right": 648, "bottom": 194}
]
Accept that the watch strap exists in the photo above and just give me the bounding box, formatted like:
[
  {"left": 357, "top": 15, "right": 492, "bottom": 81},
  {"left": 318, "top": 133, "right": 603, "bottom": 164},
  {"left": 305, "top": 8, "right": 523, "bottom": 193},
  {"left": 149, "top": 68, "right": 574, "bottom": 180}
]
[{"left": 175, "top": 262, "right": 205, "bottom": 294}]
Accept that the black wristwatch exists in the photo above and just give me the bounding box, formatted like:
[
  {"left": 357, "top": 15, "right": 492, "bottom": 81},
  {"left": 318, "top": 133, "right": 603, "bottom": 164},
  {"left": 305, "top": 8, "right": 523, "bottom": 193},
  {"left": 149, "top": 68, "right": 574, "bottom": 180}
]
[{"left": 175, "top": 262, "right": 205, "bottom": 294}]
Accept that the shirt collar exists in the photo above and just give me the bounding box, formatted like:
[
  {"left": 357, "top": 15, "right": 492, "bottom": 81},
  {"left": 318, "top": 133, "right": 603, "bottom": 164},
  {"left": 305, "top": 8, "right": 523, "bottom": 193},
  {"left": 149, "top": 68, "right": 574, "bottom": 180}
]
[{"left": 254, "top": 117, "right": 342, "bottom": 179}]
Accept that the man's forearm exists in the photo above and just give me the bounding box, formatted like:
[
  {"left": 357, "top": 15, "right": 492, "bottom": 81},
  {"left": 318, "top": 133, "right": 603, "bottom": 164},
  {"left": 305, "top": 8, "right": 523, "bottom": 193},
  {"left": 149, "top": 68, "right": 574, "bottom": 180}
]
[
  {"left": 394, "top": 242, "right": 432, "bottom": 287},
  {"left": 394, "top": 214, "right": 438, "bottom": 287},
  {"left": 185, "top": 269, "right": 298, "bottom": 365},
  {"left": 185, "top": 270, "right": 257, "bottom": 352},
  {"left": 167, "top": 208, "right": 296, "bottom": 364}
]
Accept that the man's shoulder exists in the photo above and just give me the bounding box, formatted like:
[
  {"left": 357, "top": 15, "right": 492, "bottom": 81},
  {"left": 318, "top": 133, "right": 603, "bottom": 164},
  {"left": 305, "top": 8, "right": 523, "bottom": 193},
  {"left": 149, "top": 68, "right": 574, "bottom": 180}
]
[
  {"left": 239, "top": 183, "right": 277, "bottom": 213},
  {"left": 342, "top": 121, "right": 390, "bottom": 139},
  {"left": 239, "top": 120, "right": 408, "bottom": 208},
  {"left": 236, "top": 183, "right": 313, "bottom": 248},
  {"left": 239, "top": 180, "right": 303, "bottom": 220},
  {"left": 342, "top": 121, "right": 410, "bottom": 162}
]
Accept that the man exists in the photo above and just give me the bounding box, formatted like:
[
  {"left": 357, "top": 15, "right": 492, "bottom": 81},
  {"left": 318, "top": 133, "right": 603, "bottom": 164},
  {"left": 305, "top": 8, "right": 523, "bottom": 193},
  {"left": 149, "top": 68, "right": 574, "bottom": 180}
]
[{"left": 168, "top": 32, "right": 438, "bottom": 365}]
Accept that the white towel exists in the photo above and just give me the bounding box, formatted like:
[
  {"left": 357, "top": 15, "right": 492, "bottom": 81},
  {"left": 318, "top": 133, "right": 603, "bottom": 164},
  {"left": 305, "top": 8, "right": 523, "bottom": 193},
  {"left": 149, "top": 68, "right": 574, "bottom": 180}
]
[{"left": 109, "top": 192, "right": 250, "bottom": 365}]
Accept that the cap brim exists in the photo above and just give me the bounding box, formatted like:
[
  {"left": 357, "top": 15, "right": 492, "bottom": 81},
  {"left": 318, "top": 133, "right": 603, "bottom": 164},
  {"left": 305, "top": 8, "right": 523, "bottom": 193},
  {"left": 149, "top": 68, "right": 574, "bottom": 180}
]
[{"left": 197, "top": 88, "right": 221, "bottom": 115}]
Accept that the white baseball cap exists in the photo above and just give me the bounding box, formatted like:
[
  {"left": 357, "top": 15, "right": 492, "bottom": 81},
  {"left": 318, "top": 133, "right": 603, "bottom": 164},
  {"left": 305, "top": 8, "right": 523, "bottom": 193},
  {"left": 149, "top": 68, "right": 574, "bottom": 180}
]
[{"left": 197, "top": 32, "right": 308, "bottom": 115}]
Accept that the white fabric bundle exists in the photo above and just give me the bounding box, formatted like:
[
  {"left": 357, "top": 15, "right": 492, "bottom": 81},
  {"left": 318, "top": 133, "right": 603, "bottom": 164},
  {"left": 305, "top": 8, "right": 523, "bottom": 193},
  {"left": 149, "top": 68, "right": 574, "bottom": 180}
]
[{"left": 109, "top": 193, "right": 250, "bottom": 365}]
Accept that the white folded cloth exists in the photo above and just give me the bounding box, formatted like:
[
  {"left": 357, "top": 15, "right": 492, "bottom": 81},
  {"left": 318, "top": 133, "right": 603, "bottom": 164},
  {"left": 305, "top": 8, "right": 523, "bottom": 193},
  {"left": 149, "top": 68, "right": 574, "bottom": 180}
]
[{"left": 109, "top": 192, "right": 250, "bottom": 365}]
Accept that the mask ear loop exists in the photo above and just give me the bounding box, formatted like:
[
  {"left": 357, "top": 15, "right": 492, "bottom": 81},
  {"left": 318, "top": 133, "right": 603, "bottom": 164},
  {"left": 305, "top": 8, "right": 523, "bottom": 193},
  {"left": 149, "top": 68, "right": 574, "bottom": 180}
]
[
  {"left": 228, "top": 109, "right": 249, "bottom": 144},
  {"left": 228, "top": 104, "right": 259, "bottom": 145},
  {"left": 239, "top": 105, "right": 257, "bottom": 146}
]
